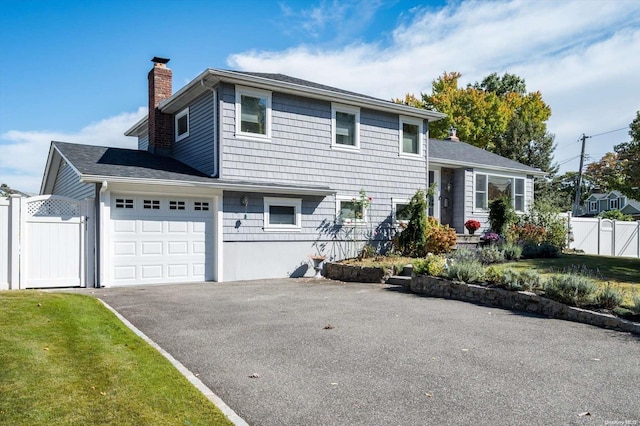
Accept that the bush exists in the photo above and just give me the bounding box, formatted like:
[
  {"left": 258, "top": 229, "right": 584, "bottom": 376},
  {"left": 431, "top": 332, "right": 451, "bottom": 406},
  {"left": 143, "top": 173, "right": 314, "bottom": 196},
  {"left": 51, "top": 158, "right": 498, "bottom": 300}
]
[
  {"left": 598, "top": 209, "right": 633, "bottom": 221},
  {"left": 521, "top": 200, "right": 568, "bottom": 250},
  {"left": 632, "top": 294, "right": 640, "bottom": 314},
  {"left": 544, "top": 274, "right": 598, "bottom": 307},
  {"left": 477, "top": 246, "right": 505, "bottom": 264},
  {"left": 397, "top": 190, "right": 428, "bottom": 257},
  {"left": 506, "top": 223, "right": 546, "bottom": 246},
  {"left": 522, "top": 243, "right": 560, "bottom": 258},
  {"left": 495, "top": 268, "right": 543, "bottom": 291},
  {"left": 594, "top": 283, "right": 625, "bottom": 310},
  {"left": 447, "top": 260, "right": 485, "bottom": 283},
  {"left": 488, "top": 197, "right": 518, "bottom": 234},
  {"left": 484, "top": 266, "right": 502, "bottom": 284},
  {"left": 451, "top": 247, "right": 478, "bottom": 263},
  {"left": 424, "top": 217, "right": 457, "bottom": 254},
  {"left": 501, "top": 242, "right": 523, "bottom": 261},
  {"left": 413, "top": 255, "right": 447, "bottom": 277}
]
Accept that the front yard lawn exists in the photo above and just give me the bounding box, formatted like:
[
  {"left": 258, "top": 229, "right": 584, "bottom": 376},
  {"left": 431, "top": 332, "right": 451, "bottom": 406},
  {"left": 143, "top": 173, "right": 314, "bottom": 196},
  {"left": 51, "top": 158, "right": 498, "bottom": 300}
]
[{"left": 0, "top": 291, "right": 233, "bottom": 426}]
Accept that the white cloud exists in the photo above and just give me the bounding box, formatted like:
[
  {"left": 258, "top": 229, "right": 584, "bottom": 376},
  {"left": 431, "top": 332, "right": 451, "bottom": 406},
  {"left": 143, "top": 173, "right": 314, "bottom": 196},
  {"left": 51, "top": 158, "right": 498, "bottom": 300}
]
[
  {"left": 230, "top": 0, "right": 640, "bottom": 173},
  {"left": 0, "top": 107, "right": 145, "bottom": 193}
]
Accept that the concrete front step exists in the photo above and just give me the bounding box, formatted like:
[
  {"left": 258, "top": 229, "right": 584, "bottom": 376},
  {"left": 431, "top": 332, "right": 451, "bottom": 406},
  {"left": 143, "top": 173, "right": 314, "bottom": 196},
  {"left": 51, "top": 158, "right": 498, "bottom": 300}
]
[{"left": 386, "top": 276, "right": 411, "bottom": 287}]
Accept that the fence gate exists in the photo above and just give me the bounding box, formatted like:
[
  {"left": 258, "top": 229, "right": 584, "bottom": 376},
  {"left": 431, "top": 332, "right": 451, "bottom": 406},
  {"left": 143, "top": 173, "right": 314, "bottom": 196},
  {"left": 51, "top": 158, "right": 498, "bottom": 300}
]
[{"left": 20, "top": 196, "right": 88, "bottom": 288}]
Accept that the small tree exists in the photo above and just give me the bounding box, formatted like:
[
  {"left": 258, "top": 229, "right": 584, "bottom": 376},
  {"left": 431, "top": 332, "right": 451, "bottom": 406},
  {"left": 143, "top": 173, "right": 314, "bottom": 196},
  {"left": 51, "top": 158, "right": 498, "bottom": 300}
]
[
  {"left": 398, "top": 189, "right": 428, "bottom": 257},
  {"left": 488, "top": 197, "right": 517, "bottom": 235}
]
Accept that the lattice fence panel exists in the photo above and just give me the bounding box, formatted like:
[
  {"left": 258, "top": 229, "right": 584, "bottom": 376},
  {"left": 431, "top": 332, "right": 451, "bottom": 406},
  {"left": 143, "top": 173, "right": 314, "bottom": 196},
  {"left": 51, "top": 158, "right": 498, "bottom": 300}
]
[{"left": 26, "top": 198, "right": 80, "bottom": 217}]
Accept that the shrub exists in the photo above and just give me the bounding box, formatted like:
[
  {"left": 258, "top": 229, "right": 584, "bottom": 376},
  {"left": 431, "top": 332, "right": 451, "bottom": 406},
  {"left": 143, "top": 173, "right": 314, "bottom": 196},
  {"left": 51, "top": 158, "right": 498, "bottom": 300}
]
[
  {"left": 506, "top": 223, "right": 546, "bottom": 246},
  {"left": 496, "top": 268, "right": 543, "bottom": 291},
  {"left": 501, "top": 242, "right": 523, "bottom": 261},
  {"left": 594, "top": 283, "right": 625, "bottom": 310},
  {"left": 522, "top": 243, "right": 560, "bottom": 259},
  {"left": 477, "top": 246, "right": 505, "bottom": 264},
  {"left": 488, "top": 197, "right": 518, "bottom": 234},
  {"left": 484, "top": 266, "right": 502, "bottom": 284},
  {"left": 447, "top": 260, "right": 485, "bottom": 283},
  {"left": 521, "top": 200, "right": 568, "bottom": 250},
  {"left": 544, "top": 274, "right": 598, "bottom": 307},
  {"left": 413, "top": 255, "right": 447, "bottom": 277},
  {"left": 450, "top": 247, "right": 477, "bottom": 263},
  {"left": 424, "top": 217, "right": 457, "bottom": 254},
  {"left": 632, "top": 294, "right": 640, "bottom": 314},
  {"left": 397, "top": 190, "right": 428, "bottom": 257},
  {"left": 598, "top": 209, "right": 633, "bottom": 221}
]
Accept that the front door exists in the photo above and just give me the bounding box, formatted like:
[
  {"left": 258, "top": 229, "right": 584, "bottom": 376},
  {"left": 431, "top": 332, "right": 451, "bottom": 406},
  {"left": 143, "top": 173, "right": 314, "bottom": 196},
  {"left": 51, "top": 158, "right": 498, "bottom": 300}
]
[{"left": 440, "top": 168, "right": 454, "bottom": 228}]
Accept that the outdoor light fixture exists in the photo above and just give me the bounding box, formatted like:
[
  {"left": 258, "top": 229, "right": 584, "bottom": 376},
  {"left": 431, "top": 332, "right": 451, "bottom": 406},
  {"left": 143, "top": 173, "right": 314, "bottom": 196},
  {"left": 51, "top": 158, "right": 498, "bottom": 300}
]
[{"left": 241, "top": 196, "right": 249, "bottom": 206}]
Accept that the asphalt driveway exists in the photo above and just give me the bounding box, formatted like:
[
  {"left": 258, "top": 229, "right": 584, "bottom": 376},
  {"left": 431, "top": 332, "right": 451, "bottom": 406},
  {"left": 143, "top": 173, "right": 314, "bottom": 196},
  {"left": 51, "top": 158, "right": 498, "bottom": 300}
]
[{"left": 90, "top": 279, "right": 639, "bottom": 425}]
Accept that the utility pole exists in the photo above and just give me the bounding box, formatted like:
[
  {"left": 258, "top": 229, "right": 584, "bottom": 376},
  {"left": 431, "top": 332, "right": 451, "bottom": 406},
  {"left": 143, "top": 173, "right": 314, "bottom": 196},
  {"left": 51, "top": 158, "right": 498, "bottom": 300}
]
[{"left": 572, "top": 133, "right": 590, "bottom": 216}]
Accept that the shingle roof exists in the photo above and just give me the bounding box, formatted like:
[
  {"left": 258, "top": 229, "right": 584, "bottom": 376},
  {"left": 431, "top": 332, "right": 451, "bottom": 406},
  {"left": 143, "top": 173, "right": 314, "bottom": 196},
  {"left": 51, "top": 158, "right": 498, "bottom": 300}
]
[
  {"left": 227, "top": 71, "right": 386, "bottom": 103},
  {"left": 51, "top": 142, "right": 334, "bottom": 194},
  {"left": 428, "top": 139, "right": 544, "bottom": 174}
]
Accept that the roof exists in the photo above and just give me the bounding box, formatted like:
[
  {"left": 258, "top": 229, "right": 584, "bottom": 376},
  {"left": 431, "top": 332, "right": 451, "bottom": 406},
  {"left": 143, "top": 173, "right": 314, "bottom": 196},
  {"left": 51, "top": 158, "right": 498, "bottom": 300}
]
[
  {"left": 428, "top": 139, "right": 545, "bottom": 176},
  {"left": 621, "top": 199, "right": 640, "bottom": 214},
  {"left": 43, "top": 142, "right": 334, "bottom": 196},
  {"left": 126, "top": 68, "right": 445, "bottom": 135}
]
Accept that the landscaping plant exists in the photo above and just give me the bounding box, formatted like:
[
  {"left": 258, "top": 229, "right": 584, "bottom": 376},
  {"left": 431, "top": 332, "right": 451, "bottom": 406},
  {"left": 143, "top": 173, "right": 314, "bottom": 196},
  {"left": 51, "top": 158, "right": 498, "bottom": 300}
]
[
  {"left": 544, "top": 274, "right": 598, "bottom": 307},
  {"left": 413, "top": 254, "right": 447, "bottom": 277},
  {"left": 397, "top": 189, "right": 428, "bottom": 257},
  {"left": 594, "top": 283, "right": 625, "bottom": 310},
  {"left": 477, "top": 246, "right": 505, "bottom": 264},
  {"left": 447, "top": 259, "right": 485, "bottom": 283},
  {"left": 500, "top": 242, "right": 523, "bottom": 260},
  {"left": 488, "top": 197, "right": 517, "bottom": 235},
  {"left": 424, "top": 216, "right": 457, "bottom": 254}
]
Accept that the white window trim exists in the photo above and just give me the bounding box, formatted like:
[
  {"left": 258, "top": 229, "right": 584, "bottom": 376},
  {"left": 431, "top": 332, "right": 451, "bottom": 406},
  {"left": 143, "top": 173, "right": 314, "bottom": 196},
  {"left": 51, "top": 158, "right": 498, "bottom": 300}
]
[
  {"left": 473, "top": 172, "right": 526, "bottom": 213},
  {"left": 175, "top": 108, "right": 190, "bottom": 142},
  {"left": 392, "top": 198, "right": 411, "bottom": 225},
  {"left": 235, "top": 85, "right": 272, "bottom": 141},
  {"left": 336, "top": 195, "right": 368, "bottom": 225},
  {"left": 399, "top": 116, "right": 424, "bottom": 158},
  {"left": 331, "top": 103, "right": 360, "bottom": 151},
  {"left": 610, "top": 199, "right": 619, "bottom": 210},
  {"left": 263, "top": 197, "right": 302, "bottom": 232},
  {"left": 589, "top": 200, "right": 598, "bottom": 212}
]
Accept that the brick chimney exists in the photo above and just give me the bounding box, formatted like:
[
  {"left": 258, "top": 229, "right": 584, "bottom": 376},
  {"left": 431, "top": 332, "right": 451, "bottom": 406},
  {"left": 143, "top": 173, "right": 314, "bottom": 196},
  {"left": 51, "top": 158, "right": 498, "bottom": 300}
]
[
  {"left": 148, "top": 57, "right": 173, "bottom": 156},
  {"left": 447, "top": 127, "right": 460, "bottom": 142}
]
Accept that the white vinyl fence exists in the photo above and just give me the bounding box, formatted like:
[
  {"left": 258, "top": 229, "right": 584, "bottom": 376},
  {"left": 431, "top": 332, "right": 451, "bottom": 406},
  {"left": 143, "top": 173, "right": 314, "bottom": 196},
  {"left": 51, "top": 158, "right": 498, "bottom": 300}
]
[
  {"left": 0, "top": 194, "right": 94, "bottom": 290},
  {"left": 568, "top": 216, "right": 640, "bottom": 258}
]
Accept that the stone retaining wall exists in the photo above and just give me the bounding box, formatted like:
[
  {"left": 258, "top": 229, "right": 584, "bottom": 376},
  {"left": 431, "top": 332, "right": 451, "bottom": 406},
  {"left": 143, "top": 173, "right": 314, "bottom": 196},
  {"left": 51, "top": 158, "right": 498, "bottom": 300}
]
[
  {"left": 410, "top": 275, "right": 640, "bottom": 335},
  {"left": 325, "top": 263, "right": 390, "bottom": 283}
]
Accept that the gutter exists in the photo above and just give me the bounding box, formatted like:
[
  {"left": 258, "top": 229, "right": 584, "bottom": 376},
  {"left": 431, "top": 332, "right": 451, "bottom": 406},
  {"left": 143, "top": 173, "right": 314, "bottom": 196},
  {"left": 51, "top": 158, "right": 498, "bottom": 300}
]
[{"left": 429, "top": 158, "right": 547, "bottom": 177}]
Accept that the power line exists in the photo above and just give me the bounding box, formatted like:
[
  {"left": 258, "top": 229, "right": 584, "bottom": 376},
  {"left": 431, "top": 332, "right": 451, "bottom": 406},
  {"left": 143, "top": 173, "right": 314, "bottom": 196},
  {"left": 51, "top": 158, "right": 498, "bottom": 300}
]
[{"left": 588, "top": 127, "right": 627, "bottom": 138}]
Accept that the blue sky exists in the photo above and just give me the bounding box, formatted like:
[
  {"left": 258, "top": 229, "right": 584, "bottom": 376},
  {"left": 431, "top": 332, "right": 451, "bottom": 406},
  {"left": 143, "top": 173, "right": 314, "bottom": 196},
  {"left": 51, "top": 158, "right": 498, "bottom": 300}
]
[{"left": 1, "top": 0, "right": 639, "bottom": 193}]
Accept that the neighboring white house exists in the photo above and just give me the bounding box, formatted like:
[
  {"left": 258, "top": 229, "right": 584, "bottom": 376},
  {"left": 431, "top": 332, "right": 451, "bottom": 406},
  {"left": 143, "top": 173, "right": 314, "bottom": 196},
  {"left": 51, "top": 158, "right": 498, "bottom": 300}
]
[{"left": 40, "top": 57, "right": 544, "bottom": 287}]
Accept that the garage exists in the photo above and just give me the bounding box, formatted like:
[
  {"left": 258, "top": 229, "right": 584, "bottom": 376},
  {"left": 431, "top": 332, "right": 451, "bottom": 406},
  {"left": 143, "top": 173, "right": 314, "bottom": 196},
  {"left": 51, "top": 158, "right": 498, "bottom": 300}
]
[{"left": 109, "top": 194, "right": 214, "bottom": 285}]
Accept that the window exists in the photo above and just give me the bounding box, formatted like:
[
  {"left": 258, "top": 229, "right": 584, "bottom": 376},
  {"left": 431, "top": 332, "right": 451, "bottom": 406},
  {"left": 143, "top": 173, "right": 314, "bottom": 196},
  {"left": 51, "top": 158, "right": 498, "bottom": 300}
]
[
  {"left": 589, "top": 201, "right": 598, "bottom": 212},
  {"left": 263, "top": 197, "right": 302, "bottom": 231},
  {"left": 332, "top": 103, "right": 360, "bottom": 149},
  {"left": 194, "top": 201, "right": 209, "bottom": 211},
  {"left": 399, "top": 116, "right": 423, "bottom": 156},
  {"left": 115, "top": 198, "right": 134, "bottom": 209},
  {"left": 175, "top": 108, "right": 189, "bottom": 141},
  {"left": 143, "top": 200, "right": 160, "bottom": 210},
  {"left": 337, "top": 196, "right": 367, "bottom": 224},
  {"left": 169, "top": 200, "right": 186, "bottom": 211},
  {"left": 236, "top": 85, "right": 272, "bottom": 139},
  {"left": 394, "top": 201, "right": 411, "bottom": 223},
  {"left": 475, "top": 174, "right": 525, "bottom": 212},
  {"left": 610, "top": 199, "right": 619, "bottom": 210}
]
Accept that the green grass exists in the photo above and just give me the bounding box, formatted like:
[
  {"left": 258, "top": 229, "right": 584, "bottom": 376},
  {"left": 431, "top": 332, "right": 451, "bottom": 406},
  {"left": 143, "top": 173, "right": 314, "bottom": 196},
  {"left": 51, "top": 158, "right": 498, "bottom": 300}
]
[
  {"left": 500, "top": 253, "right": 640, "bottom": 306},
  {"left": 0, "top": 291, "right": 233, "bottom": 426}
]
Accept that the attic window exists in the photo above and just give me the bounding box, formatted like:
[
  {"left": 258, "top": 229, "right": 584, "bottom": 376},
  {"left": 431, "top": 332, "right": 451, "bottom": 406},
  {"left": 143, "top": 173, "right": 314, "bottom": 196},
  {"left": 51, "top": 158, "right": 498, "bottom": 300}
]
[
  {"left": 175, "top": 108, "right": 189, "bottom": 141},
  {"left": 194, "top": 201, "right": 209, "bottom": 211},
  {"left": 143, "top": 200, "right": 160, "bottom": 210}
]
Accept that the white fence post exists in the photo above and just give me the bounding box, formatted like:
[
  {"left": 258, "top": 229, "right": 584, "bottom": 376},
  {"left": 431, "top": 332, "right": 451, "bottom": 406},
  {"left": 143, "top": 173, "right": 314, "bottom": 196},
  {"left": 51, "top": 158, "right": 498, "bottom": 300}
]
[{"left": 9, "top": 195, "right": 21, "bottom": 289}]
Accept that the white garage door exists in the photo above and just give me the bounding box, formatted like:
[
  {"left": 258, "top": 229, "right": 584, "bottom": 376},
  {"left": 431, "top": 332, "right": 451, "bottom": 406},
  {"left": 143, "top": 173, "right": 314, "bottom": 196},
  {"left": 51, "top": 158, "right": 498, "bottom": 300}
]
[{"left": 110, "top": 195, "right": 213, "bottom": 285}]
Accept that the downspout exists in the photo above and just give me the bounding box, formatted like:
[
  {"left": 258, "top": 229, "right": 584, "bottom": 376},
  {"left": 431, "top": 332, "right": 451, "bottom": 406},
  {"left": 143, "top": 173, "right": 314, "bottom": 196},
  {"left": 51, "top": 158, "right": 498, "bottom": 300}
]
[
  {"left": 95, "top": 181, "right": 108, "bottom": 288},
  {"left": 200, "top": 79, "right": 219, "bottom": 177}
]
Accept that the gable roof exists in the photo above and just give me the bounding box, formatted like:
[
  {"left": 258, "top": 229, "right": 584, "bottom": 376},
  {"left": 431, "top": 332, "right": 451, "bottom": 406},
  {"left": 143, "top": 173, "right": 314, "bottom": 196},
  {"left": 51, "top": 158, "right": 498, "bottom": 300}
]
[
  {"left": 127, "top": 68, "right": 445, "bottom": 136},
  {"left": 42, "top": 142, "right": 334, "bottom": 196},
  {"left": 428, "top": 139, "right": 545, "bottom": 176},
  {"left": 621, "top": 199, "right": 640, "bottom": 214}
]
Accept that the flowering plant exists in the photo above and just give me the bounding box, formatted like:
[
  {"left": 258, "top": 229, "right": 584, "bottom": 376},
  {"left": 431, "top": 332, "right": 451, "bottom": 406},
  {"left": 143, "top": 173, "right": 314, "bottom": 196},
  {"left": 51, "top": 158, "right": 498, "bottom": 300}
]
[
  {"left": 482, "top": 232, "right": 501, "bottom": 243},
  {"left": 351, "top": 189, "right": 373, "bottom": 219},
  {"left": 464, "top": 219, "right": 481, "bottom": 233}
]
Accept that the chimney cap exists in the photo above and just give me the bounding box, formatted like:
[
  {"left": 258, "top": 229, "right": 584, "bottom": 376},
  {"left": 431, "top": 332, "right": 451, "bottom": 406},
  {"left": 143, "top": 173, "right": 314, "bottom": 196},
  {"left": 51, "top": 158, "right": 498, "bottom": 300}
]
[{"left": 151, "top": 57, "right": 170, "bottom": 65}]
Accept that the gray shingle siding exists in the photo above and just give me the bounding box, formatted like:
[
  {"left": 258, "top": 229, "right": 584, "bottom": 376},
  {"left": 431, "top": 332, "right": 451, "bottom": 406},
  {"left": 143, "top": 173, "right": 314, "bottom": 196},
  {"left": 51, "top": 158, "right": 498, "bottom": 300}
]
[
  {"left": 138, "top": 134, "right": 148, "bottom": 151},
  {"left": 218, "top": 85, "right": 427, "bottom": 242},
  {"left": 51, "top": 160, "right": 94, "bottom": 199},
  {"left": 172, "top": 92, "right": 216, "bottom": 176}
]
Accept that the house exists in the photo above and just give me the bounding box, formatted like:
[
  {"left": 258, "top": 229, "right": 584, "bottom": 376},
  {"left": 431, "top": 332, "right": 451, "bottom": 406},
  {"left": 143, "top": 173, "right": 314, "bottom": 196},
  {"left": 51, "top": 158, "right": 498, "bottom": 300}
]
[
  {"left": 620, "top": 199, "right": 640, "bottom": 220},
  {"left": 40, "top": 57, "right": 542, "bottom": 287},
  {"left": 581, "top": 191, "right": 630, "bottom": 217}
]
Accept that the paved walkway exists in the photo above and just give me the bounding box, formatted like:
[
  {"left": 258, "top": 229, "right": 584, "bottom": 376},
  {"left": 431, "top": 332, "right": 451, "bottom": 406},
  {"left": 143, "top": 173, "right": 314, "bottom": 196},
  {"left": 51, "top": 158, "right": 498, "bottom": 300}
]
[{"left": 88, "top": 279, "right": 639, "bottom": 425}]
